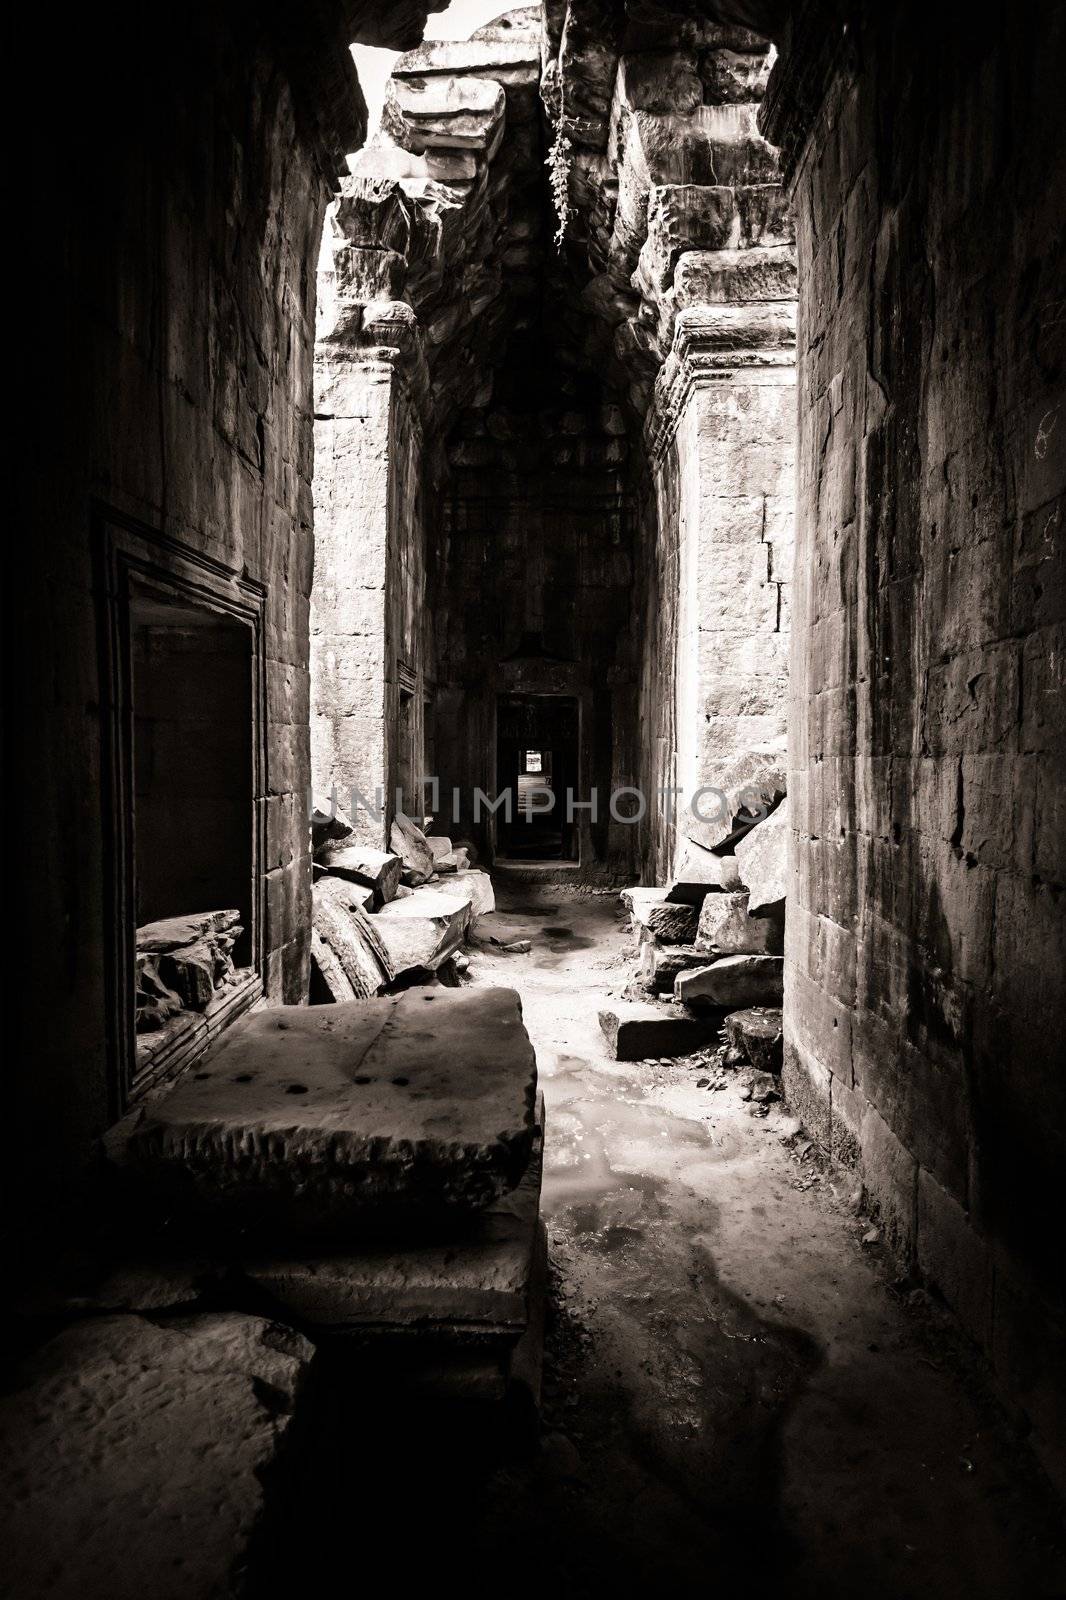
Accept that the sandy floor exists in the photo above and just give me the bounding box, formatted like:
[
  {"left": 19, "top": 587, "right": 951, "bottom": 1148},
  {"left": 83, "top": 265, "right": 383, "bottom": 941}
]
[{"left": 454, "top": 882, "right": 1065, "bottom": 1599}]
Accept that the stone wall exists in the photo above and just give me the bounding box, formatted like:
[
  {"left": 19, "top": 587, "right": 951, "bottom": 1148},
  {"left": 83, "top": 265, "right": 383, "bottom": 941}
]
[
  {"left": 768, "top": 1, "right": 1066, "bottom": 1485},
  {"left": 9, "top": 2, "right": 365, "bottom": 1222}
]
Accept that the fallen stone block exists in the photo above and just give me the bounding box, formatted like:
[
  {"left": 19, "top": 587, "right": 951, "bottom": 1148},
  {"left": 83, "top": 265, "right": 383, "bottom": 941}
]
[
  {"left": 735, "top": 796, "right": 789, "bottom": 913},
  {"left": 724, "top": 1006, "right": 784, "bottom": 1073},
  {"left": 136, "top": 910, "right": 241, "bottom": 953},
  {"left": 311, "top": 793, "right": 354, "bottom": 853},
  {"left": 418, "top": 867, "right": 495, "bottom": 915},
  {"left": 427, "top": 835, "right": 453, "bottom": 861},
  {"left": 696, "top": 889, "right": 782, "bottom": 956},
  {"left": 683, "top": 751, "right": 786, "bottom": 852},
  {"left": 665, "top": 840, "right": 741, "bottom": 904},
  {"left": 639, "top": 941, "right": 712, "bottom": 994},
  {"left": 383, "top": 73, "right": 506, "bottom": 152},
  {"left": 598, "top": 1001, "right": 724, "bottom": 1060},
  {"left": 114, "top": 989, "right": 539, "bottom": 1235},
  {"left": 158, "top": 941, "right": 217, "bottom": 1011},
  {"left": 317, "top": 842, "right": 402, "bottom": 903},
  {"left": 373, "top": 888, "right": 473, "bottom": 975},
  {"left": 312, "top": 879, "right": 392, "bottom": 996},
  {"left": 134, "top": 956, "right": 184, "bottom": 1032},
  {"left": 390, "top": 812, "right": 435, "bottom": 885},
  {"left": 0, "top": 1312, "right": 312, "bottom": 1600},
  {"left": 624, "top": 887, "right": 698, "bottom": 943},
  {"left": 676, "top": 954, "right": 784, "bottom": 1008}
]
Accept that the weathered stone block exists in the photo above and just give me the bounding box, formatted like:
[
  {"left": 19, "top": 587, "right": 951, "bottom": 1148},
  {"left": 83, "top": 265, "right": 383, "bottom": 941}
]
[
  {"left": 244, "top": 1099, "right": 546, "bottom": 1337},
  {"left": 639, "top": 941, "right": 710, "bottom": 994},
  {"left": 318, "top": 842, "right": 402, "bottom": 902},
  {"left": 136, "top": 910, "right": 241, "bottom": 953},
  {"left": 666, "top": 841, "right": 742, "bottom": 903},
  {"left": 676, "top": 954, "right": 784, "bottom": 1008},
  {"left": 116, "top": 989, "right": 539, "bottom": 1233},
  {"left": 599, "top": 1001, "right": 723, "bottom": 1060},
  {"left": 373, "top": 887, "right": 473, "bottom": 973},
  {"left": 624, "top": 887, "right": 698, "bottom": 943},
  {"left": 383, "top": 74, "right": 506, "bottom": 152},
  {"left": 723, "top": 1006, "right": 783, "bottom": 1072},
  {"left": 735, "top": 797, "right": 789, "bottom": 912},
  {"left": 696, "top": 889, "right": 782, "bottom": 955}
]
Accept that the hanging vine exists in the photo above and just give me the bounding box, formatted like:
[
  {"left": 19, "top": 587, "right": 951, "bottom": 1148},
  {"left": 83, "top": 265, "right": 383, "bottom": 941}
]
[{"left": 545, "top": 67, "right": 572, "bottom": 252}]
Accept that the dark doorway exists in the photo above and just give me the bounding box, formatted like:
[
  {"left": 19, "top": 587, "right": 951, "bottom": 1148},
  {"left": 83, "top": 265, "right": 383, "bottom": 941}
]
[
  {"left": 131, "top": 582, "right": 254, "bottom": 968},
  {"left": 496, "top": 694, "right": 579, "bottom": 862}
]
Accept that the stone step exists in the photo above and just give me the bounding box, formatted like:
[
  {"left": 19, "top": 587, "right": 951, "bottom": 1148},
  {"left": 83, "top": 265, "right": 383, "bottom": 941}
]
[
  {"left": 676, "top": 954, "right": 784, "bottom": 1008},
  {"left": 244, "top": 1095, "right": 546, "bottom": 1340},
  {"left": 110, "top": 989, "right": 538, "bottom": 1241},
  {"left": 639, "top": 942, "right": 710, "bottom": 994},
  {"left": 599, "top": 1000, "right": 724, "bottom": 1060}
]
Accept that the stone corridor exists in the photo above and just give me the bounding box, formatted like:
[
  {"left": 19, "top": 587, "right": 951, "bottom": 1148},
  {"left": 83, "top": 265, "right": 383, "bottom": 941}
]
[{"left": 5, "top": 0, "right": 1065, "bottom": 1593}]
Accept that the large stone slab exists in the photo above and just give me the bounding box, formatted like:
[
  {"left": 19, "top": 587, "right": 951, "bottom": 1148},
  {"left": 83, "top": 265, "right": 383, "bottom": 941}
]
[
  {"left": 599, "top": 1001, "right": 723, "bottom": 1060},
  {"left": 418, "top": 868, "right": 496, "bottom": 916},
  {"left": 0, "top": 1312, "right": 312, "bottom": 1600},
  {"left": 114, "top": 989, "right": 538, "bottom": 1235},
  {"left": 373, "top": 887, "right": 473, "bottom": 974},
  {"left": 244, "top": 1097, "right": 546, "bottom": 1337},
  {"left": 383, "top": 74, "right": 506, "bottom": 151},
  {"left": 735, "top": 797, "right": 789, "bottom": 913},
  {"left": 676, "top": 954, "right": 784, "bottom": 1008},
  {"left": 136, "top": 909, "right": 240, "bottom": 952},
  {"left": 696, "top": 889, "right": 782, "bottom": 956}
]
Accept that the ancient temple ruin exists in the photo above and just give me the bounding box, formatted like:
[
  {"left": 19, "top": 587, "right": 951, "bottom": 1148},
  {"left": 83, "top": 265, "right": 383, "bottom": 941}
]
[{"left": 4, "top": 0, "right": 1065, "bottom": 1594}]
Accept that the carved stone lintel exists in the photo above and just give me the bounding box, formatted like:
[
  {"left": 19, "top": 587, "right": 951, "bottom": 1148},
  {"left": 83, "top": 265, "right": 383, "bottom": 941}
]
[{"left": 645, "top": 302, "right": 797, "bottom": 462}]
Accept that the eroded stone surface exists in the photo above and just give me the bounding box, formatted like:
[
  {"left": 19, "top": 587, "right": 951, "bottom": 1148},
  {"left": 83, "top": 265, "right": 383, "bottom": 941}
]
[
  {"left": 696, "top": 889, "right": 781, "bottom": 955},
  {"left": 724, "top": 1005, "right": 784, "bottom": 1072},
  {"left": 599, "top": 1001, "right": 723, "bottom": 1060},
  {"left": 676, "top": 954, "right": 783, "bottom": 1008},
  {"left": 0, "top": 1312, "right": 312, "bottom": 1600},
  {"left": 244, "top": 1098, "right": 545, "bottom": 1335},
  {"left": 666, "top": 843, "right": 741, "bottom": 903},
  {"left": 735, "top": 797, "right": 788, "bottom": 912},
  {"left": 116, "top": 989, "right": 538, "bottom": 1232}
]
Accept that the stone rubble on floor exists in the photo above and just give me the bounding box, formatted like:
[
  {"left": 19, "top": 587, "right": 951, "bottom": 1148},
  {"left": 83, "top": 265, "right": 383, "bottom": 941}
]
[
  {"left": 610, "top": 788, "right": 788, "bottom": 1058},
  {"left": 310, "top": 808, "right": 495, "bottom": 996}
]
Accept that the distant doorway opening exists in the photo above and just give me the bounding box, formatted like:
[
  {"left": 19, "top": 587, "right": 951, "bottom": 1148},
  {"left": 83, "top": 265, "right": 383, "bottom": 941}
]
[{"left": 496, "top": 694, "right": 579, "bottom": 862}]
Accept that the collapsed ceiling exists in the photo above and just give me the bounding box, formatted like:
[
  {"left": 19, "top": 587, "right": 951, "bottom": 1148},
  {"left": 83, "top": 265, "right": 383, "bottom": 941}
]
[{"left": 317, "top": 1, "right": 795, "bottom": 451}]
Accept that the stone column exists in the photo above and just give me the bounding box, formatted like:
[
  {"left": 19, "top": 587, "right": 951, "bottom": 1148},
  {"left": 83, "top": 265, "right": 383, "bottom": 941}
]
[
  {"left": 646, "top": 293, "right": 796, "bottom": 867},
  {"left": 312, "top": 210, "right": 431, "bottom": 847}
]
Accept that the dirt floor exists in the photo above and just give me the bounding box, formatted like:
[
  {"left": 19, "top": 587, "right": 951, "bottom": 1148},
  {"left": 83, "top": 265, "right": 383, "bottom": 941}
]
[{"left": 447, "top": 881, "right": 1066, "bottom": 1600}]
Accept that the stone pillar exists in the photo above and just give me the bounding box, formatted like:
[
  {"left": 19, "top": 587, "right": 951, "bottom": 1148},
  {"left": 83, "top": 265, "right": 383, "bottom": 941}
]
[
  {"left": 311, "top": 355, "right": 393, "bottom": 847},
  {"left": 312, "top": 214, "right": 431, "bottom": 847},
  {"left": 646, "top": 295, "right": 796, "bottom": 868}
]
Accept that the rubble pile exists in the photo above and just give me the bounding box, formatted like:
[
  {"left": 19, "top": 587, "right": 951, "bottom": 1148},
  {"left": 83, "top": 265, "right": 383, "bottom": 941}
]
[
  {"left": 310, "top": 797, "right": 494, "bottom": 999},
  {"left": 604, "top": 781, "right": 787, "bottom": 1060}
]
